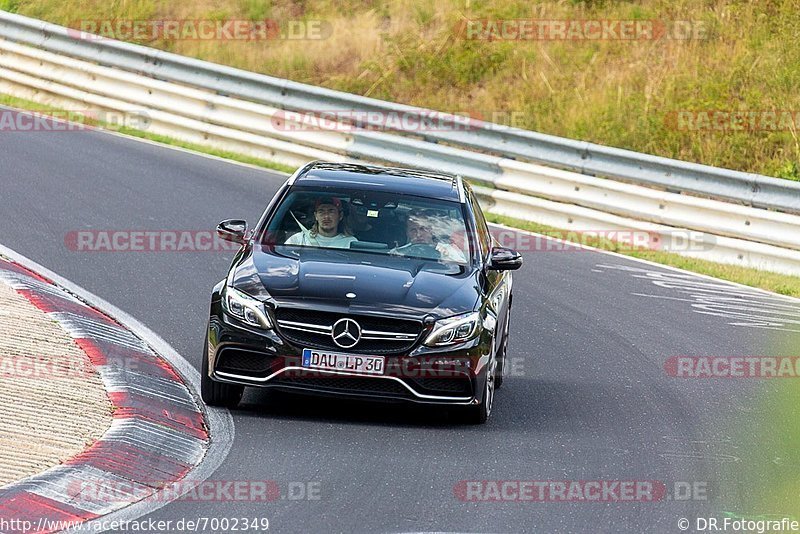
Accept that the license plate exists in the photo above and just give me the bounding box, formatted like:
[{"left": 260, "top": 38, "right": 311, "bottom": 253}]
[{"left": 301, "top": 349, "right": 385, "bottom": 375}]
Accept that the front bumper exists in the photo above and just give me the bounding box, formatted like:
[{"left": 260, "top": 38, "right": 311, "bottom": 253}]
[{"left": 206, "top": 299, "right": 492, "bottom": 406}]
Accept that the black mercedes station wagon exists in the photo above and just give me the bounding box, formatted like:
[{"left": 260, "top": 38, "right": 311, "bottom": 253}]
[{"left": 202, "top": 162, "right": 522, "bottom": 423}]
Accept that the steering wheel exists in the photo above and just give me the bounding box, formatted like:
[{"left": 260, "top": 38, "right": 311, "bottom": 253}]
[{"left": 396, "top": 243, "right": 441, "bottom": 260}]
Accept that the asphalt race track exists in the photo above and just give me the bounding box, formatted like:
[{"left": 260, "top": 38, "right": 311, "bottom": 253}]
[{"left": 2, "top": 107, "right": 799, "bottom": 533}]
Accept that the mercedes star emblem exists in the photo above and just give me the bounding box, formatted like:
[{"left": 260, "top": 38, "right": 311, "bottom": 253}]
[{"left": 332, "top": 318, "right": 362, "bottom": 348}]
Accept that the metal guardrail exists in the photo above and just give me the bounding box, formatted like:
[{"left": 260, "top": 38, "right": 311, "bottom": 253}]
[
  {"left": 473, "top": 186, "right": 800, "bottom": 277},
  {"left": 2, "top": 10, "right": 800, "bottom": 213},
  {"left": 2, "top": 11, "right": 800, "bottom": 275}
]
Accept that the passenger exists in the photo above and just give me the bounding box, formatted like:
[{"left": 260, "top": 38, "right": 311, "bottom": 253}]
[
  {"left": 390, "top": 210, "right": 467, "bottom": 262},
  {"left": 285, "top": 197, "right": 358, "bottom": 249}
]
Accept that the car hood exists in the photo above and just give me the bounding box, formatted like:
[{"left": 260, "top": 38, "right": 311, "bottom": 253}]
[{"left": 233, "top": 245, "right": 480, "bottom": 319}]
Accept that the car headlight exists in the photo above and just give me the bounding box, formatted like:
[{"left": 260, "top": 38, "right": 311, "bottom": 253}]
[
  {"left": 223, "top": 286, "right": 272, "bottom": 330},
  {"left": 424, "top": 311, "right": 481, "bottom": 347}
]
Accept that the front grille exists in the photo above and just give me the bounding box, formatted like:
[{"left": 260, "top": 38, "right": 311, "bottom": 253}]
[
  {"left": 216, "top": 348, "right": 274, "bottom": 375},
  {"left": 274, "top": 308, "right": 422, "bottom": 355},
  {"left": 272, "top": 373, "right": 411, "bottom": 397}
]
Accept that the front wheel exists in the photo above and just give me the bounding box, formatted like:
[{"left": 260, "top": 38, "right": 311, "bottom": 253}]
[
  {"left": 494, "top": 311, "right": 511, "bottom": 390},
  {"left": 463, "top": 359, "right": 496, "bottom": 424},
  {"left": 201, "top": 339, "right": 244, "bottom": 408}
]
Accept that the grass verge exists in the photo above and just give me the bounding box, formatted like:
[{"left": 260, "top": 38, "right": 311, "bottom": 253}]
[{"left": 717, "top": 327, "right": 800, "bottom": 518}]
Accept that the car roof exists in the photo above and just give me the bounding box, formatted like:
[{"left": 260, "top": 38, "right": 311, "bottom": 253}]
[{"left": 292, "top": 162, "right": 464, "bottom": 202}]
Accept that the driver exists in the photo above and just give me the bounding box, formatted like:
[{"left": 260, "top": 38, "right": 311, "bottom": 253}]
[
  {"left": 285, "top": 196, "right": 358, "bottom": 249},
  {"left": 390, "top": 210, "right": 466, "bottom": 262}
]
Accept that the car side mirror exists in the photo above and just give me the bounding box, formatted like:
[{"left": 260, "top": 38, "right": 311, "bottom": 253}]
[
  {"left": 217, "top": 219, "right": 248, "bottom": 244},
  {"left": 488, "top": 247, "right": 523, "bottom": 271}
]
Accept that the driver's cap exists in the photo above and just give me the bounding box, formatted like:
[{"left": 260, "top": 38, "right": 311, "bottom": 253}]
[{"left": 314, "top": 196, "right": 342, "bottom": 210}]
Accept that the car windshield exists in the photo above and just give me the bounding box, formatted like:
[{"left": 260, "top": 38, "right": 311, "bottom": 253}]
[{"left": 259, "top": 187, "right": 472, "bottom": 264}]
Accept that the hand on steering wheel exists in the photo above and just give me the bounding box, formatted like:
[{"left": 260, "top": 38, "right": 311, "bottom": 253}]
[{"left": 395, "top": 243, "right": 441, "bottom": 259}]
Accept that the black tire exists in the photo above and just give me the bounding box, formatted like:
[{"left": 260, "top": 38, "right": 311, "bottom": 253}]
[
  {"left": 464, "top": 359, "right": 496, "bottom": 425},
  {"left": 494, "top": 310, "right": 511, "bottom": 390},
  {"left": 201, "top": 339, "right": 244, "bottom": 408}
]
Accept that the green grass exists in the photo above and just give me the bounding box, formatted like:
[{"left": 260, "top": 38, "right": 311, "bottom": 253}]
[
  {"left": 716, "top": 328, "right": 800, "bottom": 517},
  {"left": 8, "top": 0, "right": 799, "bottom": 179},
  {"left": 0, "top": 0, "right": 19, "bottom": 12},
  {"left": 484, "top": 212, "right": 800, "bottom": 298},
  {"left": 744, "top": 380, "right": 800, "bottom": 515}
]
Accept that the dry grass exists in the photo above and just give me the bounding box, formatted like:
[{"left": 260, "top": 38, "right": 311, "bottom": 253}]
[{"left": 4, "top": 0, "right": 800, "bottom": 179}]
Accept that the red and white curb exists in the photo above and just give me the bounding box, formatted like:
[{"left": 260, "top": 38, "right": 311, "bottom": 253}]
[{"left": 0, "top": 248, "right": 233, "bottom": 533}]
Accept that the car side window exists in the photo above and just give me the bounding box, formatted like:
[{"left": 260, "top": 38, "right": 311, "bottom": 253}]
[{"left": 467, "top": 191, "right": 491, "bottom": 259}]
